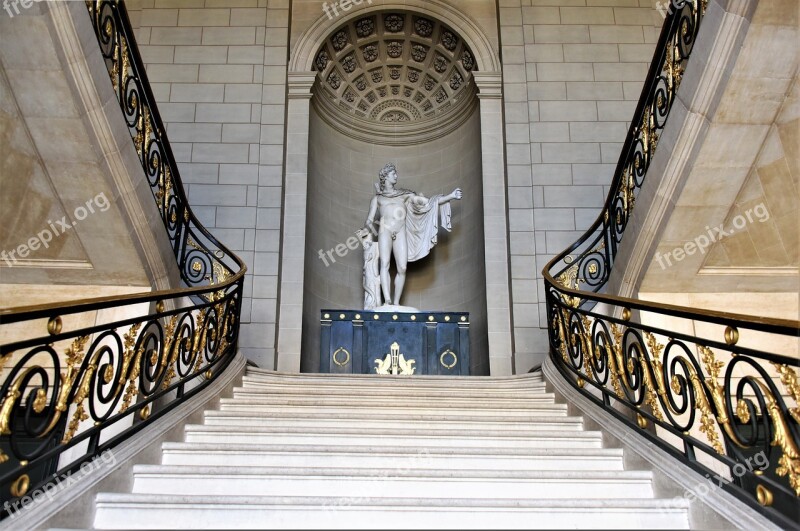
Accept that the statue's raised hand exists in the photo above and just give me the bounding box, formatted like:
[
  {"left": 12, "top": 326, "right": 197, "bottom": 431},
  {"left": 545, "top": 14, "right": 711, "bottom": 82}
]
[{"left": 451, "top": 188, "right": 463, "bottom": 201}]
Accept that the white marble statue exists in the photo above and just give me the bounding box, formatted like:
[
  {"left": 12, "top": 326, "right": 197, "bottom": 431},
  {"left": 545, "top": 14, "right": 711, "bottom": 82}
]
[
  {"left": 363, "top": 163, "right": 462, "bottom": 311},
  {"left": 356, "top": 228, "right": 381, "bottom": 311}
]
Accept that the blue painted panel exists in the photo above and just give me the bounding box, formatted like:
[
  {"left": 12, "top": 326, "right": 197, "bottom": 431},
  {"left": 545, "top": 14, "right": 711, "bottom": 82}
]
[{"left": 320, "top": 310, "right": 470, "bottom": 376}]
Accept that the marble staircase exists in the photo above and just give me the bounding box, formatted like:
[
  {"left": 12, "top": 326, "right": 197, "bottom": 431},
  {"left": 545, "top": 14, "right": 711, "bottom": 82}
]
[{"left": 92, "top": 368, "right": 690, "bottom": 529}]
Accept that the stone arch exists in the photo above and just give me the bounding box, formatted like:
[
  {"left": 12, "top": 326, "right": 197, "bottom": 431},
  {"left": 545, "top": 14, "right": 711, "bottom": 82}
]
[{"left": 289, "top": 0, "right": 500, "bottom": 75}]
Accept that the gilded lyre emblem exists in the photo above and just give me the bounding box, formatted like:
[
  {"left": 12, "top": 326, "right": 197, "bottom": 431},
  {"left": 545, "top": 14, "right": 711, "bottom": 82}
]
[{"left": 375, "top": 342, "right": 415, "bottom": 375}]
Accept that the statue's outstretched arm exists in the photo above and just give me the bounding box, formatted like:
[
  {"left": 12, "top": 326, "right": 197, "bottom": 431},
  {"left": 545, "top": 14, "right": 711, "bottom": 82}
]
[{"left": 438, "top": 188, "right": 463, "bottom": 204}]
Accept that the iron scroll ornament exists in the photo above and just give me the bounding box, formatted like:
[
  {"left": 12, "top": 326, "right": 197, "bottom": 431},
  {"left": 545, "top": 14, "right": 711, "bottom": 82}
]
[
  {"left": 542, "top": 0, "right": 800, "bottom": 526},
  {"left": 0, "top": 0, "right": 245, "bottom": 516}
]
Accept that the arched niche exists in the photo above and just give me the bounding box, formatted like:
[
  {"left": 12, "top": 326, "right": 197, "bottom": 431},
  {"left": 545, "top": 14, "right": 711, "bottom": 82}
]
[{"left": 277, "top": 2, "right": 514, "bottom": 376}]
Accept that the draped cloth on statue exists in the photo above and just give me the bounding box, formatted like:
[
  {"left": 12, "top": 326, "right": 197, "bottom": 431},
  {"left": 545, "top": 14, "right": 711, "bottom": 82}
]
[
  {"left": 406, "top": 194, "right": 452, "bottom": 262},
  {"left": 373, "top": 186, "right": 452, "bottom": 262}
]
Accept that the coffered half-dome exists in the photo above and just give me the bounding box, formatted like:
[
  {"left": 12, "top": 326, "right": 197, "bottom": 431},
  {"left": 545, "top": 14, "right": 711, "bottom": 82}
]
[{"left": 312, "top": 11, "right": 478, "bottom": 145}]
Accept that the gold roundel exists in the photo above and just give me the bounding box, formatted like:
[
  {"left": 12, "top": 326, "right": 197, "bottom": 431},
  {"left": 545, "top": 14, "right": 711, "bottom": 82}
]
[
  {"left": 333, "top": 347, "right": 351, "bottom": 367},
  {"left": 10, "top": 474, "right": 29, "bottom": 498},
  {"left": 439, "top": 349, "right": 457, "bottom": 369}
]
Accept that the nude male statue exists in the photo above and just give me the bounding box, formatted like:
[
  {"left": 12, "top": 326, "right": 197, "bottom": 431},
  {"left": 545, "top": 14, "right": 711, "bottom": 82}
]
[{"left": 364, "top": 163, "right": 462, "bottom": 308}]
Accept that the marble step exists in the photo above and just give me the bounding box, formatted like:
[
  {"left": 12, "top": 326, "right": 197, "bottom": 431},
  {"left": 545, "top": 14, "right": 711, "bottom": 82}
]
[
  {"left": 246, "top": 367, "right": 543, "bottom": 380},
  {"left": 160, "top": 442, "right": 625, "bottom": 471},
  {"left": 225, "top": 392, "right": 558, "bottom": 406},
  {"left": 242, "top": 370, "right": 544, "bottom": 389},
  {"left": 130, "top": 465, "right": 655, "bottom": 499},
  {"left": 94, "top": 494, "right": 690, "bottom": 530},
  {"left": 202, "top": 411, "right": 584, "bottom": 432},
  {"left": 237, "top": 379, "right": 549, "bottom": 397},
  {"left": 217, "top": 399, "right": 567, "bottom": 418},
  {"left": 183, "top": 424, "right": 605, "bottom": 449}
]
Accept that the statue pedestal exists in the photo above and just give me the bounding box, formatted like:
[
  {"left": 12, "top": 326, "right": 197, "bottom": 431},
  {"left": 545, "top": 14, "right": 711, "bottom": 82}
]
[{"left": 320, "top": 310, "right": 470, "bottom": 376}]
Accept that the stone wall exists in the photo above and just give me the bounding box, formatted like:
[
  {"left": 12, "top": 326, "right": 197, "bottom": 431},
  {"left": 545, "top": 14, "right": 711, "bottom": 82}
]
[
  {"left": 129, "top": 0, "right": 662, "bottom": 373},
  {"left": 130, "top": 0, "right": 290, "bottom": 368},
  {"left": 498, "top": 0, "right": 660, "bottom": 371}
]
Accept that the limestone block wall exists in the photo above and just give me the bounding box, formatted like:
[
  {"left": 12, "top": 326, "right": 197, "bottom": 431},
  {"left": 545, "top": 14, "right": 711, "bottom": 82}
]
[
  {"left": 498, "top": 0, "right": 661, "bottom": 371},
  {"left": 126, "top": 0, "right": 663, "bottom": 373},
  {"left": 129, "top": 0, "right": 289, "bottom": 368}
]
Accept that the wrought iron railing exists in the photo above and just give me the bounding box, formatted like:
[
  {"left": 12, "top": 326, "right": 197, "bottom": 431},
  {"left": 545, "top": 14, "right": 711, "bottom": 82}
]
[
  {"left": 543, "top": 0, "right": 800, "bottom": 526},
  {"left": 0, "top": 0, "right": 245, "bottom": 514}
]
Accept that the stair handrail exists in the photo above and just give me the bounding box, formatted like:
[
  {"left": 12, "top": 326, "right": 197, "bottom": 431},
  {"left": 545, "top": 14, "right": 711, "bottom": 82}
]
[
  {"left": 0, "top": 0, "right": 246, "bottom": 515},
  {"left": 542, "top": 1, "right": 800, "bottom": 526}
]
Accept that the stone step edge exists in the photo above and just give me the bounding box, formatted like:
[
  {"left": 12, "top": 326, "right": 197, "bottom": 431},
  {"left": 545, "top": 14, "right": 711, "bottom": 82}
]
[
  {"left": 160, "top": 442, "right": 622, "bottom": 457},
  {"left": 240, "top": 377, "right": 546, "bottom": 388},
  {"left": 231, "top": 391, "right": 555, "bottom": 401},
  {"left": 203, "top": 411, "right": 579, "bottom": 423},
  {"left": 182, "top": 424, "right": 604, "bottom": 438},
  {"left": 245, "top": 369, "right": 544, "bottom": 382},
  {"left": 95, "top": 493, "right": 688, "bottom": 511},
  {"left": 239, "top": 379, "right": 546, "bottom": 391},
  {"left": 242, "top": 376, "right": 545, "bottom": 387},
  {"left": 238, "top": 384, "right": 549, "bottom": 394},
  {"left": 130, "top": 465, "right": 651, "bottom": 481},
  {"left": 212, "top": 406, "right": 569, "bottom": 415}
]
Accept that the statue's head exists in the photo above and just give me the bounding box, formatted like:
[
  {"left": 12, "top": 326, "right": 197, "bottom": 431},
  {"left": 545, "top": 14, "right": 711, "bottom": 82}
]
[{"left": 378, "top": 163, "right": 397, "bottom": 190}]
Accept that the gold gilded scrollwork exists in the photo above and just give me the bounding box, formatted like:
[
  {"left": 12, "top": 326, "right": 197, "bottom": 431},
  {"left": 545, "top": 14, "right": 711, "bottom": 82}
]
[
  {"left": 736, "top": 399, "right": 750, "bottom": 424},
  {"left": 755, "top": 378, "right": 800, "bottom": 496},
  {"left": 608, "top": 323, "right": 626, "bottom": 399},
  {"left": 160, "top": 315, "right": 180, "bottom": 390},
  {"left": 119, "top": 323, "right": 143, "bottom": 414},
  {"left": 774, "top": 363, "right": 800, "bottom": 424},
  {"left": 553, "top": 309, "right": 569, "bottom": 364},
  {"left": 642, "top": 333, "right": 665, "bottom": 422},
  {"left": 691, "top": 346, "right": 725, "bottom": 454},
  {"left": 579, "top": 316, "right": 595, "bottom": 383},
  {"left": 555, "top": 265, "right": 580, "bottom": 308}
]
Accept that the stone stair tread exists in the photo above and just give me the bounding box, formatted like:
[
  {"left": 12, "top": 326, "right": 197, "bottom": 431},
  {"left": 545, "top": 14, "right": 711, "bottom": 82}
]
[
  {"left": 160, "top": 442, "right": 623, "bottom": 457},
  {"left": 237, "top": 383, "right": 549, "bottom": 397},
  {"left": 133, "top": 464, "right": 652, "bottom": 481},
  {"left": 239, "top": 381, "right": 547, "bottom": 391},
  {"left": 204, "top": 410, "right": 578, "bottom": 423},
  {"left": 95, "top": 493, "right": 686, "bottom": 510},
  {"left": 214, "top": 406, "right": 569, "bottom": 418},
  {"left": 230, "top": 392, "right": 556, "bottom": 402},
  {"left": 183, "top": 424, "right": 603, "bottom": 439},
  {"left": 246, "top": 368, "right": 543, "bottom": 382},
  {"left": 204, "top": 410, "right": 583, "bottom": 429},
  {"left": 91, "top": 370, "right": 689, "bottom": 529},
  {"left": 241, "top": 374, "right": 545, "bottom": 389}
]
